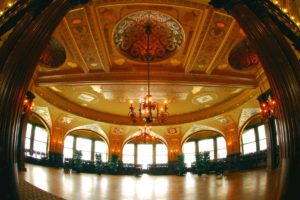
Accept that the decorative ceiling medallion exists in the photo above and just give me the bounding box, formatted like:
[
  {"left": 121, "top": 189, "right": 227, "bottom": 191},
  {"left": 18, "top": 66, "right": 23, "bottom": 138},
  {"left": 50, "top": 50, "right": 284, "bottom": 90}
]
[
  {"left": 78, "top": 93, "right": 98, "bottom": 103},
  {"left": 39, "top": 37, "right": 66, "bottom": 68},
  {"left": 192, "top": 94, "right": 217, "bottom": 105},
  {"left": 113, "top": 10, "right": 184, "bottom": 62},
  {"left": 229, "top": 39, "right": 260, "bottom": 70},
  {"left": 167, "top": 127, "right": 180, "bottom": 135}
]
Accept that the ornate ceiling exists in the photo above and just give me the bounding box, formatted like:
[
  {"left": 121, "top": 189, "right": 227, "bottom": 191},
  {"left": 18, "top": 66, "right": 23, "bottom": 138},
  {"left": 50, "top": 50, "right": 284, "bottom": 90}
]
[{"left": 26, "top": 0, "right": 274, "bottom": 138}]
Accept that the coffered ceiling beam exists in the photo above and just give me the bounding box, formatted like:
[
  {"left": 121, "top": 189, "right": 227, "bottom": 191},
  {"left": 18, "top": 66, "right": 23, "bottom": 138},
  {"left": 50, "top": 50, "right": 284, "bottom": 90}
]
[{"left": 35, "top": 72, "right": 256, "bottom": 88}]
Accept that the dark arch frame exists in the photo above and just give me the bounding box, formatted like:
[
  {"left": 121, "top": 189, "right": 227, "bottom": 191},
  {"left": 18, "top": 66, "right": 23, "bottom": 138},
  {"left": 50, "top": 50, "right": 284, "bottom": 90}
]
[{"left": 0, "top": 0, "right": 299, "bottom": 199}]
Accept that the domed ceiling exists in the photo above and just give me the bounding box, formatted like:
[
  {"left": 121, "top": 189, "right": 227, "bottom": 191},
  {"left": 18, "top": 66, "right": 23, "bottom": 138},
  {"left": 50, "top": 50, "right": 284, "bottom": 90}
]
[{"left": 31, "top": 0, "right": 264, "bottom": 129}]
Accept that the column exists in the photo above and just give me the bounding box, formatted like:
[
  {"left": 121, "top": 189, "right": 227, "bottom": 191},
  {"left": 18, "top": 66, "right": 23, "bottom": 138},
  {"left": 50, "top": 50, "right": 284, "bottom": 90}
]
[
  {"left": 209, "top": 1, "right": 300, "bottom": 199},
  {"left": 0, "top": 1, "right": 90, "bottom": 199},
  {"left": 213, "top": 138, "right": 218, "bottom": 160},
  {"left": 91, "top": 140, "right": 95, "bottom": 162},
  {"left": 265, "top": 117, "right": 278, "bottom": 170},
  {"left": 17, "top": 113, "right": 29, "bottom": 171},
  {"left": 134, "top": 144, "right": 138, "bottom": 165},
  {"left": 153, "top": 144, "right": 156, "bottom": 165}
]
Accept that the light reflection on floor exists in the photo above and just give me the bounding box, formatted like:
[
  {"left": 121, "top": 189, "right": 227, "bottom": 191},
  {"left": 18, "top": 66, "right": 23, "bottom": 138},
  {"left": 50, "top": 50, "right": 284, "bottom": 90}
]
[{"left": 19, "top": 164, "right": 281, "bottom": 200}]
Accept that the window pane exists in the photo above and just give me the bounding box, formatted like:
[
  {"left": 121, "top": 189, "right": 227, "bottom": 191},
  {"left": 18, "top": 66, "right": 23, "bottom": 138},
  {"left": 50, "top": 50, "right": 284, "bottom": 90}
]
[
  {"left": 64, "top": 136, "right": 74, "bottom": 148},
  {"left": 242, "top": 129, "right": 256, "bottom": 144},
  {"left": 34, "top": 127, "right": 48, "bottom": 142},
  {"left": 243, "top": 142, "right": 257, "bottom": 154},
  {"left": 64, "top": 148, "right": 73, "bottom": 159},
  {"left": 258, "top": 125, "right": 266, "bottom": 140},
  {"left": 123, "top": 144, "right": 134, "bottom": 164},
  {"left": 94, "top": 140, "right": 108, "bottom": 162},
  {"left": 198, "top": 139, "right": 214, "bottom": 152},
  {"left": 76, "top": 138, "right": 92, "bottom": 151},
  {"left": 217, "top": 137, "right": 227, "bottom": 159},
  {"left": 183, "top": 141, "right": 195, "bottom": 153},
  {"left": 33, "top": 141, "right": 47, "bottom": 154},
  {"left": 137, "top": 144, "right": 153, "bottom": 169},
  {"left": 217, "top": 137, "right": 226, "bottom": 149},
  {"left": 156, "top": 144, "right": 168, "bottom": 164},
  {"left": 25, "top": 138, "right": 31, "bottom": 150},
  {"left": 217, "top": 149, "right": 227, "bottom": 159},
  {"left": 183, "top": 142, "right": 196, "bottom": 168},
  {"left": 76, "top": 138, "right": 92, "bottom": 160},
  {"left": 26, "top": 123, "right": 32, "bottom": 138},
  {"left": 259, "top": 139, "right": 267, "bottom": 151}
]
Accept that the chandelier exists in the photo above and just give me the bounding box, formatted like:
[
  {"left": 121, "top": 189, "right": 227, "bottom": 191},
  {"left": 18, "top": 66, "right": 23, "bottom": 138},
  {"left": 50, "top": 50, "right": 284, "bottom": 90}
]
[
  {"left": 128, "top": 14, "right": 169, "bottom": 124},
  {"left": 257, "top": 89, "right": 276, "bottom": 118},
  {"left": 254, "top": 60, "right": 276, "bottom": 119},
  {"left": 23, "top": 91, "right": 35, "bottom": 114}
]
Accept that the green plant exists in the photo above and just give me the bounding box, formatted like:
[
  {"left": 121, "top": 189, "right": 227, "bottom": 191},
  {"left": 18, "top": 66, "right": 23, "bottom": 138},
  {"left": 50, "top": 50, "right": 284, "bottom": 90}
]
[
  {"left": 108, "top": 154, "right": 119, "bottom": 174},
  {"left": 73, "top": 150, "right": 83, "bottom": 172},
  {"left": 195, "top": 151, "right": 210, "bottom": 175},
  {"left": 95, "top": 153, "right": 103, "bottom": 174},
  {"left": 176, "top": 153, "right": 186, "bottom": 176}
]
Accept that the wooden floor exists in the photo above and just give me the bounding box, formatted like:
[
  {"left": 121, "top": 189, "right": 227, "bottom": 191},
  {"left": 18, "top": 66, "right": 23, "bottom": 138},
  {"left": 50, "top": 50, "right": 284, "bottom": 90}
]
[{"left": 19, "top": 164, "right": 281, "bottom": 200}]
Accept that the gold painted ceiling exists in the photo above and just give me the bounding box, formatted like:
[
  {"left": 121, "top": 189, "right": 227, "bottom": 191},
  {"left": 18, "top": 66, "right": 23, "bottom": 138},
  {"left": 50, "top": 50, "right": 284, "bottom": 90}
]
[{"left": 27, "top": 0, "right": 276, "bottom": 138}]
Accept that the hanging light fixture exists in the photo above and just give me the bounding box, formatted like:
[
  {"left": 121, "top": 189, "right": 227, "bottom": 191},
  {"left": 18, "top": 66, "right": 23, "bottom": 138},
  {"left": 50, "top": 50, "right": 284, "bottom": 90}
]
[
  {"left": 257, "top": 89, "right": 277, "bottom": 118},
  {"left": 23, "top": 91, "right": 35, "bottom": 114},
  {"left": 128, "top": 13, "right": 169, "bottom": 124},
  {"left": 255, "top": 62, "right": 277, "bottom": 118}
]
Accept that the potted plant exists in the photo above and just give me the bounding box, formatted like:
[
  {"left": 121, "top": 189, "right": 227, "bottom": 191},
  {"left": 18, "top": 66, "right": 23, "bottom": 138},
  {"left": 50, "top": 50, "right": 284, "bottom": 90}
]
[
  {"left": 108, "top": 154, "right": 119, "bottom": 174},
  {"left": 195, "top": 151, "right": 210, "bottom": 175},
  {"left": 195, "top": 152, "right": 204, "bottom": 176},
  {"left": 203, "top": 151, "right": 210, "bottom": 173},
  {"left": 95, "top": 153, "right": 103, "bottom": 175},
  {"left": 176, "top": 153, "right": 186, "bottom": 176},
  {"left": 72, "top": 150, "right": 83, "bottom": 173}
]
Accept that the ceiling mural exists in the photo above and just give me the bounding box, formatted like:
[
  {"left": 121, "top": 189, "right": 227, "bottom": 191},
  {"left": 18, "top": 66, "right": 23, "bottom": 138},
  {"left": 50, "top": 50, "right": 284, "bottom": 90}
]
[
  {"left": 113, "top": 10, "right": 184, "bottom": 62},
  {"left": 39, "top": 37, "right": 67, "bottom": 68},
  {"left": 66, "top": 8, "right": 107, "bottom": 71},
  {"left": 68, "top": 124, "right": 109, "bottom": 142},
  {"left": 228, "top": 39, "right": 260, "bottom": 71},
  {"left": 33, "top": 106, "right": 52, "bottom": 128},
  {"left": 238, "top": 108, "right": 261, "bottom": 129},
  {"left": 188, "top": 11, "right": 234, "bottom": 73}
]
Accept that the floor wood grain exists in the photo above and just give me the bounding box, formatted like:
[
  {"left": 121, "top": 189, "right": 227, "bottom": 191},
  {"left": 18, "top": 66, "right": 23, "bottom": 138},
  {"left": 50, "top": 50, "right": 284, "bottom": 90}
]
[{"left": 19, "top": 164, "right": 281, "bottom": 200}]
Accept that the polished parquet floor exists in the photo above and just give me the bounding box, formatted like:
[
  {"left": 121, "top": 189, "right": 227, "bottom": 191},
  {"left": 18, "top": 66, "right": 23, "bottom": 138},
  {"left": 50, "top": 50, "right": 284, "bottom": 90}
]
[{"left": 19, "top": 164, "right": 281, "bottom": 200}]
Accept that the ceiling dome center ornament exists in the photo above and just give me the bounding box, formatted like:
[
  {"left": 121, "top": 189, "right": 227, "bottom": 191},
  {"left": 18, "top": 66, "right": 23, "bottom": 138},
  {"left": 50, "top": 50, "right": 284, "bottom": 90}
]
[{"left": 113, "top": 10, "right": 184, "bottom": 62}]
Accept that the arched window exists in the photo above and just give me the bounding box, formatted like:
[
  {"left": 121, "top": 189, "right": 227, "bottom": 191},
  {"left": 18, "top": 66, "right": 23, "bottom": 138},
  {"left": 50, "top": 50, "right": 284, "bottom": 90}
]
[
  {"left": 63, "top": 130, "right": 108, "bottom": 162},
  {"left": 122, "top": 138, "right": 168, "bottom": 169},
  {"left": 242, "top": 123, "right": 267, "bottom": 154},
  {"left": 183, "top": 131, "right": 227, "bottom": 168},
  {"left": 24, "top": 116, "right": 49, "bottom": 159}
]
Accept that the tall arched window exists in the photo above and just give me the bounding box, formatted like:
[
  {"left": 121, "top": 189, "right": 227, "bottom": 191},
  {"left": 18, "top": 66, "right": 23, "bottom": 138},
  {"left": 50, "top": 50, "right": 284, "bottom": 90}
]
[
  {"left": 122, "top": 138, "right": 168, "bottom": 169},
  {"left": 24, "top": 119, "right": 49, "bottom": 159},
  {"left": 242, "top": 123, "right": 267, "bottom": 154},
  {"left": 183, "top": 131, "right": 227, "bottom": 168},
  {"left": 63, "top": 130, "right": 108, "bottom": 162}
]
